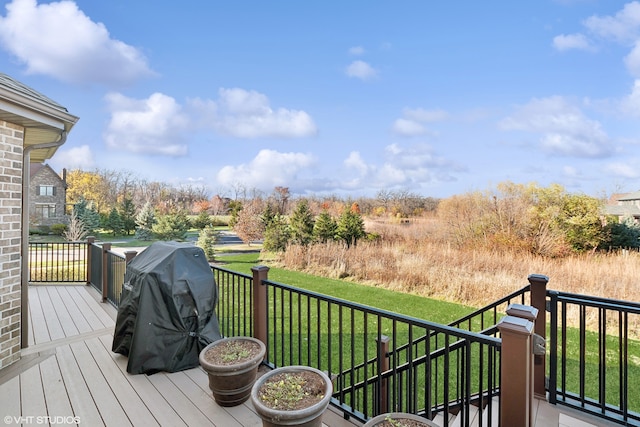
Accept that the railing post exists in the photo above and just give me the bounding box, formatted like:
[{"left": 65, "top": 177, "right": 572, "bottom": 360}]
[
  {"left": 506, "top": 303, "right": 539, "bottom": 427},
  {"left": 498, "top": 315, "right": 534, "bottom": 427},
  {"left": 101, "top": 243, "right": 111, "bottom": 302},
  {"left": 86, "top": 236, "right": 95, "bottom": 285},
  {"left": 376, "top": 335, "right": 390, "bottom": 415},
  {"left": 124, "top": 251, "right": 137, "bottom": 263},
  {"left": 251, "top": 265, "right": 269, "bottom": 348},
  {"left": 528, "top": 273, "right": 548, "bottom": 399}
]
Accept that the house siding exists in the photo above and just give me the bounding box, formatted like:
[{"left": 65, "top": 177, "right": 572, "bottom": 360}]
[
  {"left": 29, "top": 164, "right": 67, "bottom": 227},
  {"left": 0, "top": 120, "right": 23, "bottom": 369}
]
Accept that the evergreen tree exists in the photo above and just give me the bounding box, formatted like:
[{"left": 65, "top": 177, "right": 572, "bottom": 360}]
[
  {"left": 197, "top": 225, "right": 219, "bottom": 261},
  {"left": 313, "top": 211, "right": 337, "bottom": 243},
  {"left": 336, "top": 203, "right": 365, "bottom": 248},
  {"left": 120, "top": 197, "right": 137, "bottom": 235},
  {"left": 289, "top": 199, "right": 315, "bottom": 246},
  {"left": 603, "top": 216, "right": 640, "bottom": 249},
  {"left": 153, "top": 211, "right": 190, "bottom": 241},
  {"left": 135, "top": 201, "right": 156, "bottom": 240},
  {"left": 105, "top": 207, "right": 124, "bottom": 236},
  {"left": 228, "top": 200, "right": 243, "bottom": 227},
  {"left": 263, "top": 215, "right": 290, "bottom": 252},
  {"left": 260, "top": 202, "right": 277, "bottom": 228},
  {"left": 193, "top": 210, "right": 212, "bottom": 229},
  {"left": 73, "top": 198, "right": 100, "bottom": 235}
]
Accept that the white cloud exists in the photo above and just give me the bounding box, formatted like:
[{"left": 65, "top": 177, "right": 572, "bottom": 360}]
[
  {"left": 499, "top": 96, "right": 613, "bottom": 158},
  {"left": 620, "top": 79, "right": 640, "bottom": 115},
  {"left": 344, "top": 151, "right": 369, "bottom": 176},
  {"left": 392, "top": 119, "right": 426, "bottom": 136},
  {"left": 0, "top": 0, "right": 153, "bottom": 86},
  {"left": 50, "top": 144, "right": 95, "bottom": 170},
  {"left": 392, "top": 107, "right": 448, "bottom": 137},
  {"left": 348, "top": 46, "right": 365, "bottom": 55},
  {"left": 624, "top": 41, "right": 640, "bottom": 76},
  {"left": 190, "top": 88, "right": 317, "bottom": 138},
  {"left": 339, "top": 144, "right": 463, "bottom": 190},
  {"left": 104, "top": 92, "right": 190, "bottom": 156},
  {"left": 583, "top": 1, "right": 640, "bottom": 43},
  {"left": 345, "top": 60, "right": 377, "bottom": 80},
  {"left": 217, "top": 149, "right": 316, "bottom": 190},
  {"left": 603, "top": 161, "right": 640, "bottom": 178},
  {"left": 552, "top": 33, "right": 593, "bottom": 51}
]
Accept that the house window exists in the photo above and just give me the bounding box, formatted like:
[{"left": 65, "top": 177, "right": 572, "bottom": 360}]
[
  {"left": 37, "top": 185, "right": 56, "bottom": 196},
  {"left": 35, "top": 204, "right": 57, "bottom": 219}
]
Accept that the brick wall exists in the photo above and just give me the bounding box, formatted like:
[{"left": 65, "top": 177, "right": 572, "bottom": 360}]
[
  {"left": 29, "top": 165, "right": 67, "bottom": 227},
  {"left": 0, "top": 120, "right": 24, "bottom": 369}
]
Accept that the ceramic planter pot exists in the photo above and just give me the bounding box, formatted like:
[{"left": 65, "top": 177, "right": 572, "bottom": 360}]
[
  {"left": 363, "top": 412, "right": 439, "bottom": 427},
  {"left": 250, "top": 365, "right": 333, "bottom": 427},
  {"left": 199, "top": 336, "right": 266, "bottom": 407}
]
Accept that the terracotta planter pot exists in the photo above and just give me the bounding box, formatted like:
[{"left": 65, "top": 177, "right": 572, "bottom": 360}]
[
  {"left": 363, "top": 412, "right": 439, "bottom": 427},
  {"left": 199, "top": 336, "right": 266, "bottom": 407},
  {"left": 250, "top": 365, "right": 333, "bottom": 427}
]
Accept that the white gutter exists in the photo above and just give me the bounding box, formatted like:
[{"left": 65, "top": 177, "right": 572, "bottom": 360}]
[{"left": 20, "top": 131, "right": 67, "bottom": 348}]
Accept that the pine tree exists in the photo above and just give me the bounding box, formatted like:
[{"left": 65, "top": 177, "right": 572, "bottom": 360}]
[
  {"left": 289, "top": 199, "right": 315, "bottom": 246},
  {"left": 153, "top": 211, "right": 190, "bottom": 241},
  {"left": 120, "top": 197, "right": 137, "bottom": 235},
  {"left": 135, "top": 201, "right": 156, "bottom": 240},
  {"left": 263, "top": 215, "right": 290, "bottom": 252},
  {"left": 336, "top": 203, "right": 365, "bottom": 248},
  {"left": 193, "top": 210, "right": 212, "bottom": 229},
  {"left": 197, "top": 225, "right": 219, "bottom": 261},
  {"left": 313, "top": 211, "right": 337, "bottom": 243},
  {"left": 73, "top": 198, "right": 100, "bottom": 235},
  {"left": 105, "top": 207, "right": 124, "bottom": 236}
]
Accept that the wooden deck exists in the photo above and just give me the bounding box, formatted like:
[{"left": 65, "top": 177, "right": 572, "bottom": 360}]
[{"left": 0, "top": 285, "right": 618, "bottom": 427}]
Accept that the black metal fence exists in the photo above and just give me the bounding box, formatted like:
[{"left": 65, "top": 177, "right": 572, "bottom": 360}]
[
  {"left": 548, "top": 291, "right": 640, "bottom": 425},
  {"left": 28, "top": 241, "right": 87, "bottom": 283},
  {"left": 209, "top": 265, "right": 502, "bottom": 425}
]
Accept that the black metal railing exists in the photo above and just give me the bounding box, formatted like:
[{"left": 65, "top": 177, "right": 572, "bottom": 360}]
[
  {"left": 212, "top": 266, "right": 253, "bottom": 338},
  {"left": 448, "top": 285, "right": 530, "bottom": 332},
  {"left": 88, "top": 241, "right": 103, "bottom": 293},
  {"left": 210, "top": 266, "right": 502, "bottom": 425},
  {"left": 28, "top": 241, "right": 87, "bottom": 283},
  {"left": 105, "top": 250, "right": 127, "bottom": 307},
  {"left": 548, "top": 291, "right": 640, "bottom": 426}
]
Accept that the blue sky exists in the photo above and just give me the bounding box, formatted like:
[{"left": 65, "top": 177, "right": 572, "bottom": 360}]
[{"left": 1, "top": 0, "right": 639, "bottom": 198}]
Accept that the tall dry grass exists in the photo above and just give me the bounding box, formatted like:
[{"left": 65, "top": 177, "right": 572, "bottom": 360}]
[{"left": 277, "top": 218, "right": 640, "bottom": 308}]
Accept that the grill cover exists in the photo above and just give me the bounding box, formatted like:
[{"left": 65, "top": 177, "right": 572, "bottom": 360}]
[{"left": 112, "top": 241, "right": 221, "bottom": 374}]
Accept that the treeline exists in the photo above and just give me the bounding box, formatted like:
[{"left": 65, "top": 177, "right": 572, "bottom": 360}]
[
  {"left": 438, "top": 182, "right": 640, "bottom": 256},
  {"left": 59, "top": 168, "right": 639, "bottom": 256}
]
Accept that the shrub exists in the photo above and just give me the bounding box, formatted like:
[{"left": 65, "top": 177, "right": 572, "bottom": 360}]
[{"left": 50, "top": 223, "right": 68, "bottom": 236}]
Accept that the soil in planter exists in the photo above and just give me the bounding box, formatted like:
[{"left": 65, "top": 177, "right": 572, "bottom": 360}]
[
  {"left": 374, "top": 418, "right": 432, "bottom": 427},
  {"left": 204, "top": 340, "right": 262, "bottom": 365},
  {"left": 257, "top": 371, "right": 326, "bottom": 411}
]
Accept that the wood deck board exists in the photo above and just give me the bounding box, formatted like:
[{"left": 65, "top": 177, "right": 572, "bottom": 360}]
[
  {"left": 55, "top": 345, "right": 105, "bottom": 427},
  {"left": 146, "top": 373, "right": 215, "bottom": 427},
  {"left": 84, "top": 336, "right": 159, "bottom": 427},
  {"left": 37, "top": 286, "right": 67, "bottom": 341},
  {"left": 71, "top": 285, "right": 117, "bottom": 325},
  {"left": 96, "top": 334, "right": 189, "bottom": 427},
  {"left": 68, "top": 340, "right": 132, "bottom": 427},
  {"left": 40, "top": 355, "right": 78, "bottom": 425},
  {"left": 64, "top": 286, "right": 114, "bottom": 331},
  {"left": 28, "top": 287, "right": 50, "bottom": 344},
  {"left": 0, "top": 376, "right": 21, "bottom": 422},
  {"left": 45, "top": 286, "right": 81, "bottom": 337},
  {"left": 19, "top": 364, "right": 47, "bottom": 419}
]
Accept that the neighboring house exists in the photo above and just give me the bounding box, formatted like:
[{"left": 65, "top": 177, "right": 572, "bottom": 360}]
[
  {"left": 29, "top": 163, "right": 68, "bottom": 227},
  {"left": 603, "top": 191, "right": 640, "bottom": 223},
  {"left": 0, "top": 73, "right": 78, "bottom": 370}
]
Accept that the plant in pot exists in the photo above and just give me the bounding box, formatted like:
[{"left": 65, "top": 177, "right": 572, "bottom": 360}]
[
  {"left": 363, "top": 412, "right": 438, "bottom": 427},
  {"left": 199, "top": 336, "right": 266, "bottom": 407},
  {"left": 250, "top": 365, "right": 333, "bottom": 427}
]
